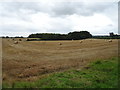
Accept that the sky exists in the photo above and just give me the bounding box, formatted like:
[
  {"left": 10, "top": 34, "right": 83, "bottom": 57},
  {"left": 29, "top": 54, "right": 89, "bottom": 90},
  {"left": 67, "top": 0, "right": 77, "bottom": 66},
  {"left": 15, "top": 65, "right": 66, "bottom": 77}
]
[{"left": 0, "top": 0, "right": 119, "bottom": 37}]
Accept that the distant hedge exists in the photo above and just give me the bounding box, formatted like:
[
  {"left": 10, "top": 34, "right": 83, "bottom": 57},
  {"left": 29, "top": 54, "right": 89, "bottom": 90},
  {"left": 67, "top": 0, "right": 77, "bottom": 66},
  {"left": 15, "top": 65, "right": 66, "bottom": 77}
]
[{"left": 92, "top": 36, "right": 120, "bottom": 39}]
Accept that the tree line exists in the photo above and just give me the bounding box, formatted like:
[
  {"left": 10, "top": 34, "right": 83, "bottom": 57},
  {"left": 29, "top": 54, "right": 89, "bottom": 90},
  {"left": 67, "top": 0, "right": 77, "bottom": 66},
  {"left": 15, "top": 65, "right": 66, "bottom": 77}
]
[
  {"left": 2, "top": 31, "right": 120, "bottom": 40},
  {"left": 28, "top": 31, "right": 92, "bottom": 40},
  {"left": 92, "top": 35, "right": 120, "bottom": 39}
]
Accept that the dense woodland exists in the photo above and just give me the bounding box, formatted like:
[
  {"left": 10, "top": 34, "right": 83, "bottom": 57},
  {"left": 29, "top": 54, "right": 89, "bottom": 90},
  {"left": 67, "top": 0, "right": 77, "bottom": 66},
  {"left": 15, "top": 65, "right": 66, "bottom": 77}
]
[{"left": 28, "top": 31, "right": 92, "bottom": 40}]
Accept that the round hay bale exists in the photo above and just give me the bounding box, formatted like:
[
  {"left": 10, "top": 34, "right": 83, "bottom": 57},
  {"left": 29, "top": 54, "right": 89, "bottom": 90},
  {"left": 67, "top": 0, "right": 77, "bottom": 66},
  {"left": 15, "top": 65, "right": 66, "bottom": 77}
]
[
  {"left": 79, "top": 41, "right": 83, "bottom": 43},
  {"left": 14, "top": 41, "right": 18, "bottom": 44},
  {"left": 59, "top": 43, "right": 62, "bottom": 45},
  {"left": 26, "top": 39, "right": 29, "bottom": 41},
  {"left": 19, "top": 39, "right": 22, "bottom": 41},
  {"left": 108, "top": 40, "right": 112, "bottom": 42}
]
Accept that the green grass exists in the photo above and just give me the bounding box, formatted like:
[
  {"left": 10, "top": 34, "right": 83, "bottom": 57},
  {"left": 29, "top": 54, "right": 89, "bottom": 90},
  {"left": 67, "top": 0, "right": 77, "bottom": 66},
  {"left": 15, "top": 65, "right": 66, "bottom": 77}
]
[{"left": 3, "top": 57, "right": 118, "bottom": 88}]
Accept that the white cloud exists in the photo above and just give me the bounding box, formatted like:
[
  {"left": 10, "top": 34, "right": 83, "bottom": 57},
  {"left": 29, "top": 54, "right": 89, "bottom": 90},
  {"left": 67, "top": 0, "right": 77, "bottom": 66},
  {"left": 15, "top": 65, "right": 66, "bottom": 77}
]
[
  {"left": 0, "top": 1, "right": 118, "bottom": 37},
  {"left": 65, "top": 14, "right": 114, "bottom": 34}
]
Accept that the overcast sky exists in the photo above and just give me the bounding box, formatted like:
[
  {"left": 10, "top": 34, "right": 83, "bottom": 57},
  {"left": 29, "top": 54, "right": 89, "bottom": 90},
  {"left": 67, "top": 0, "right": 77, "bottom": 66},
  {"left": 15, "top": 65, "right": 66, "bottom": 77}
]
[{"left": 0, "top": 0, "right": 119, "bottom": 37}]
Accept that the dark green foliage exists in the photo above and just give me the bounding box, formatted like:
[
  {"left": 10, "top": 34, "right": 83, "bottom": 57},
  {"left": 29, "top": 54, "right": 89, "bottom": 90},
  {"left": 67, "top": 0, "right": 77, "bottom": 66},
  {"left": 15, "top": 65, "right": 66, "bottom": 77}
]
[
  {"left": 92, "top": 35, "right": 120, "bottom": 39},
  {"left": 28, "top": 31, "right": 92, "bottom": 40},
  {"left": 28, "top": 33, "right": 43, "bottom": 38},
  {"left": 68, "top": 31, "right": 92, "bottom": 40},
  {"left": 28, "top": 33, "right": 68, "bottom": 40},
  {"left": 6, "top": 36, "right": 9, "bottom": 38}
]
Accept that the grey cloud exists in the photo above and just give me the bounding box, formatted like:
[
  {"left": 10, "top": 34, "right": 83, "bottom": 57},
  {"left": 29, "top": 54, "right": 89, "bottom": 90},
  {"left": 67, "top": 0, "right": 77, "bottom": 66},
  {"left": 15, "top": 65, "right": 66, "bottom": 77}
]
[
  {"left": 0, "top": 2, "right": 40, "bottom": 12},
  {"left": 0, "top": 2, "right": 40, "bottom": 22},
  {"left": 0, "top": 2, "right": 40, "bottom": 16},
  {"left": 0, "top": 2, "right": 114, "bottom": 18},
  {"left": 51, "top": 2, "right": 83, "bottom": 16},
  {"left": 51, "top": 2, "right": 114, "bottom": 16},
  {"left": 108, "top": 24, "right": 113, "bottom": 26},
  {"left": 0, "top": 2, "right": 54, "bottom": 15}
]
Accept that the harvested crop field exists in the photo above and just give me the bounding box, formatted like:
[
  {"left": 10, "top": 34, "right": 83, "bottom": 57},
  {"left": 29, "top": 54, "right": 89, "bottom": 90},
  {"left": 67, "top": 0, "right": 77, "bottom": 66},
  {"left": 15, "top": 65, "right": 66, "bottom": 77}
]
[{"left": 2, "top": 38, "right": 118, "bottom": 82}]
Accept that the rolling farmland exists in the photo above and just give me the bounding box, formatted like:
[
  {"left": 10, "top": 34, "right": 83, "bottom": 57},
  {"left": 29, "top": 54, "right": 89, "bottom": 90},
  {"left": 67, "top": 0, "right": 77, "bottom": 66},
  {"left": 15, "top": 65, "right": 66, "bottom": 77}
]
[{"left": 2, "top": 38, "right": 118, "bottom": 83}]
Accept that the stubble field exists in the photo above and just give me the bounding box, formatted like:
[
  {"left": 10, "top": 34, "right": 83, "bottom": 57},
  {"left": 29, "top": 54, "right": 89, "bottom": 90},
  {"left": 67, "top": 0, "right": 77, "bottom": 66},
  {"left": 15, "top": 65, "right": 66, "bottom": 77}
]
[{"left": 2, "top": 38, "right": 118, "bottom": 83}]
